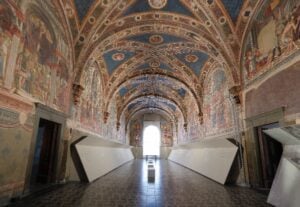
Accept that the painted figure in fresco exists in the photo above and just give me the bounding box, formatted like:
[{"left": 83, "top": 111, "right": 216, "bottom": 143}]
[
  {"left": 15, "top": 8, "right": 70, "bottom": 112},
  {"left": 24, "top": 15, "right": 56, "bottom": 65},
  {"left": 0, "top": 33, "right": 9, "bottom": 78},
  {"left": 272, "top": 8, "right": 285, "bottom": 59},
  {"left": 78, "top": 64, "right": 102, "bottom": 132},
  {"left": 293, "top": 5, "right": 300, "bottom": 40},
  {"left": 0, "top": 2, "right": 17, "bottom": 36},
  {"left": 0, "top": 2, "right": 17, "bottom": 79},
  {"left": 243, "top": 0, "right": 300, "bottom": 81},
  {"left": 281, "top": 15, "right": 297, "bottom": 52},
  {"left": 203, "top": 69, "right": 232, "bottom": 134},
  {"left": 18, "top": 12, "right": 56, "bottom": 99},
  {"left": 130, "top": 120, "right": 141, "bottom": 146}
]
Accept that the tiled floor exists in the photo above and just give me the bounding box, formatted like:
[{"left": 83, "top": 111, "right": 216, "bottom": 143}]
[{"left": 9, "top": 160, "right": 271, "bottom": 207}]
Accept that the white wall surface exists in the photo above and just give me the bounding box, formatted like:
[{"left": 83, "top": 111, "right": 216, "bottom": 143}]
[{"left": 168, "top": 138, "right": 238, "bottom": 184}]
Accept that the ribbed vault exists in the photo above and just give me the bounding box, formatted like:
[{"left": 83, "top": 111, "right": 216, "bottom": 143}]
[{"left": 69, "top": 0, "right": 247, "bottom": 135}]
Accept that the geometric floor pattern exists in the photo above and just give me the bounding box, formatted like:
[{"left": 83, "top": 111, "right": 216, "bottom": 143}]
[{"left": 8, "top": 160, "right": 272, "bottom": 207}]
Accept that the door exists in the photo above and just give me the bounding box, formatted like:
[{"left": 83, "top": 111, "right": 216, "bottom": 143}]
[
  {"left": 256, "top": 123, "right": 283, "bottom": 188},
  {"left": 30, "top": 118, "right": 60, "bottom": 187}
]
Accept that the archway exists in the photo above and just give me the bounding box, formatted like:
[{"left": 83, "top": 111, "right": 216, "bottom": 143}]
[{"left": 143, "top": 125, "right": 160, "bottom": 157}]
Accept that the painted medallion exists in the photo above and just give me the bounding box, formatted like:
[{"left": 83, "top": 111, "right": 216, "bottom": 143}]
[{"left": 148, "top": 0, "right": 168, "bottom": 9}]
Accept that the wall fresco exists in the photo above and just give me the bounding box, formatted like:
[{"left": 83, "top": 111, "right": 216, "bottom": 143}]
[
  {"left": 129, "top": 115, "right": 173, "bottom": 147},
  {"left": 203, "top": 69, "right": 233, "bottom": 138},
  {"left": 0, "top": 1, "right": 18, "bottom": 83},
  {"left": 160, "top": 119, "right": 173, "bottom": 147},
  {"left": 15, "top": 4, "right": 71, "bottom": 113},
  {"left": 0, "top": 107, "right": 33, "bottom": 198},
  {"left": 186, "top": 96, "right": 202, "bottom": 141},
  {"left": 104, "top": 97, "right": 120, "bottom": 141},
  {"left": 129, "top": 119, "right": 143, "bottom": 147},
  {"left": 177, "top": 116, "right": 186, "bottom": 143},
  {"left": 243, "top": 0, "right": 300, "bottom": 84},
  {"left": 78, "top": 62, "right": 102, "bottom": 133}
]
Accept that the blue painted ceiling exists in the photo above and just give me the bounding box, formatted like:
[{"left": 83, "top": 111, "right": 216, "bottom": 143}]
[
  {"left": 128, "top": 98, "right": 177, "bottom": 112},
  {"left": 123, "top": 0, "right": 195, "bottom": 18},
  {"left": 102, "top": 50, "right": 136, "bottom": 75},
  {"left": 222, "top": 0, "right": 244, "bottom": 22},
  {"left": 74, "top": 0, "right": 94, "bottom": 21},
  {"left": 126, "top": 34, "right": 187, "bottom": 45},
  {"left": 73, "top": 0, "right": 244, "bottom": 23},
  {"left": 118, "top": 76, "right": 187, "bottom": 98},
  {"left": 175, "top": 51, "right": 209, "bottom": 76},
  {"left": 177, "top": 88, "right": 186, "bottom": 98},
  {"left": 136, "top": 61, "right": 173, "bottom": 71}
]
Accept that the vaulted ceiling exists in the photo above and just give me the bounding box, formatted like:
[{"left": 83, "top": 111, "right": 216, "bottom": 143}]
[{"left": 66, "top": 0, "right": 251, "bottom": 125}]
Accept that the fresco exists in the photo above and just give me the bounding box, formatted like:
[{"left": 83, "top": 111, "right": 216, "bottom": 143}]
[
  {"left": 187, "top": 100, "right": 202, "bottom": 140},
  {"left": 104, "top": 97, "right": 119, "bottom": 141},
  {"left": 129, "top": 115, "right": 173, "bottom": 147},
  {"left": 160, "top": 119, "right": 173, "bottom": 146},
  {"left": 78, "top": 63, "right": 102, "bottom": 133},
  {"left": 16, "top": 7, "right": 71, "bottom": 112},
  {"left": 117, "top": 115, "right": 126, "bottom": 142},
  {"left": 203, "top": 69, "right": 233, "bottom": 138},
  {"left": 0, "top": 107, "right": 33, "bottom": 198},
  {"left": 243, "top": 0, "right": 300, "bottom": 83},
  {"left": 129, "top": 119, "right": 143, "bottom": 146},
  {"left": 0, "top": 1, "right": 18, "bottom": 82}
]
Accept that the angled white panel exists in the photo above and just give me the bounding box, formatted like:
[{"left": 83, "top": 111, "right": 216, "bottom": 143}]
[
  {"left": 75, "top": 136, "right": 134, "bottom": 182},
  {"left": 267, "top": 157, "right": 300, "bottom": 207},
  {"left": 168, "top": 138, "right": 238, "bottom": 184}
]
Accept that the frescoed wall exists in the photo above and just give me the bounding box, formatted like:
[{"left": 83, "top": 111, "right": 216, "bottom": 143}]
[
  {"left": 0, "top": 1, "right": 19, "bottom": 84},
  {"left": 129, "top": 118, "right": 143, "bottom": 147},
  {"left": 185, "top": 96, "right": 202, "bottom": 141},
  {"left": 203, "top": 69, "right": 234, "bottom": 138},
  {"left": 0, "top": 95, "right": 34, "bottom": 201},
  {"left": 160, "top": 119, "right": 173, "bottom": 146},
  {"left": 177, "top": 116, "right": 186, "bottom": 143},
  {"left": 0, "top": 0, "right": 72, "bottom": 202},
  {"left": 77, "top": 62, "right": 102, "bottom": 134},
  {"left": 129, "top": 115, "right": 173, "bottom": 147},
  {"left": 242, "top": 0, "right": 300, "bottom": 84},
  {"left": 1, "top": 0, "right": 300, "bottom": 203},
  {"left": 15, "top": 3, "right": 71, "bottom": 113}
]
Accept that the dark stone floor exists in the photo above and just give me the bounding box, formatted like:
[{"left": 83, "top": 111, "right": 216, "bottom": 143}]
[{"left": 8, "top": 160, "right": 271, "bottom": 207}]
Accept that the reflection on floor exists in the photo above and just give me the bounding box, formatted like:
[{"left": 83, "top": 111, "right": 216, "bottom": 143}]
[{"left": 8, "top": 160, "right": 271, "bottom": 207}]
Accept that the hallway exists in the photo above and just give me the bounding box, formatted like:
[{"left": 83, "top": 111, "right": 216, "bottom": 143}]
[{"left": 9, "top": 160, "right": 271, "bottom": 207}]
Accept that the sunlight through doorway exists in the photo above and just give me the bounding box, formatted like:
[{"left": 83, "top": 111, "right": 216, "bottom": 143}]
[{"left": 143, "top": 125, "right": 160, "bottom": 156}]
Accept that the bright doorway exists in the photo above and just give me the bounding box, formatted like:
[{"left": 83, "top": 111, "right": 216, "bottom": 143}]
[{"left": 143, "top": 125, "right": 160, "bottom": 156}]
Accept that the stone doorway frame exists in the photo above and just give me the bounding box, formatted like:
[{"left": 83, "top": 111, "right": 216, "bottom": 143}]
[
  {"left": 23, "top": 103, "right": 67, "bottom": 194},
  {"left": 244, "top": 107, "right": 285, "bottom": 188}
]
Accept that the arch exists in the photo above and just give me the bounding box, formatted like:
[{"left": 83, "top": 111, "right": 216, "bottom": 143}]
[
  {"left": 125, "top": 106, "right": 177, "bottom": 130},
  {"left": 117, "top": 94, "right": 187, "bottom": 124},
  {"left": 104, "top": 73, "right": 202, "bottom": 117}
]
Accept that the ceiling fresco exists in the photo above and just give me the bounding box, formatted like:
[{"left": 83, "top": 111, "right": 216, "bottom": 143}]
[
  {"left": 68, "top": 0, "right": 251, "bottom": 127},
  {"left": 222, "top": 0, "right": 244, "bottom": 22},
  {"left": 73, "top": 0, "right": 94, "bottom": 20},
  {"left": 123, "top": 0, "right": 195, "bottom": 17}
]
